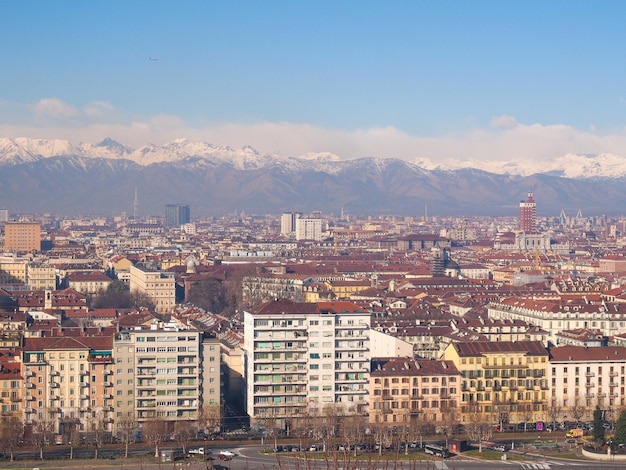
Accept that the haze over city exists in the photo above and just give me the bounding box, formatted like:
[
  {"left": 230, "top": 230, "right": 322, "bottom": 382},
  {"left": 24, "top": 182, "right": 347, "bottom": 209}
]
[{"left": 3, "top": 1, "right": 626, "bottom": 170}]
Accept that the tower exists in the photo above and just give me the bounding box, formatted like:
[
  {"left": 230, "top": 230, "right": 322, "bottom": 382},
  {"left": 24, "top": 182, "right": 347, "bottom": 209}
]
[
  {"left": 133, "top": 187, "right": 139, "bottom": 220},
  {"left": 519, "top": 192, "right": 536, "bottom": 233},
  {"left": 165, "top": 204, "right": 191, "bottom": 227}
]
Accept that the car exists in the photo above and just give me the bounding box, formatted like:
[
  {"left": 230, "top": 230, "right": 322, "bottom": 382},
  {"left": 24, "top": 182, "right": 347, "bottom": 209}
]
[
  {"left": 218, "top": 454, "right": 232, "bottom": 461},
  {"left": 219, "top": 450, "right": 235, "bottom": 457},
  {"left": 494, "top": 445, "right": 506, "bottom": 452},
  {"left": 188, "top": 447, "right": 206, "bottom": 455}
]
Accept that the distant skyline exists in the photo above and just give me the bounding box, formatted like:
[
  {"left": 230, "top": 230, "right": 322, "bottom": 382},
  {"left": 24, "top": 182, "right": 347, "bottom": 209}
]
[{"left": 2, "top": 1, "right": 626, "bottom": 167}]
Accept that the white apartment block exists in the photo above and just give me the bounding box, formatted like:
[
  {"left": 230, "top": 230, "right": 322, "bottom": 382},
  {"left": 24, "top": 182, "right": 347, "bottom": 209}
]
[
  {"left": 129, "top": 264, "right": 176, "bottom": 314},
  {"left": 548, "top": 345, "right": 626, "bottom": 422},
  {"left": 244, "top": 299, "right": 371, "bottom": 429},
  {"left": 113, "top": 323, "right": 203, "bottom": 431},
  {"left": 488, "top": 298, "right": 626, "bottom": 345},
  {"left": 295, "top": 218, "right": 322, "bottom": 241}
]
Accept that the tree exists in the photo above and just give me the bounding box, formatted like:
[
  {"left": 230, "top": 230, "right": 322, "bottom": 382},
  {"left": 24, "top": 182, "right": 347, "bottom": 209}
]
[
  {"left": 31, "top": 410, "right": 55, "bottom": 461},
  {"left": 571, "top": 396, "right": 588, "bottom": 424},
  {"left": 187, "top": 278, "right": 229, "bottom": 313},
  {"left": 465, "top": 403, "right": 493, "bottom": 452},
  {"left": 593, "top": 405, "right": 605, "bottom": 445},
  {"left": 198, "top": 403, "right": 221, "bottom": 436},
  {"left": 143, "top": 417, "right": 169, "bottom": 458},
  {"left": 0, "top": 413, "right": 23, "bottom": 461},
  {"left": 547, "top": 399, "right": 563, "bottom": 432},
  {"left": 174, "top": 421, "right": 194, "bottom": 455},
  {"left": 116, "top": 415, "right": 138, "bottom": 458},
  {"left": 613, "top": 409, "right": 626, "bottom": 446}
]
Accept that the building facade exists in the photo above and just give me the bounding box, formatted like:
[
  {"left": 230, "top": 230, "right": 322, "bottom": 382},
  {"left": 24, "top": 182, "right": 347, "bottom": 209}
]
[
  {"left": 165, "top": 204, "right": 190, "bottom": 228},
  {"left": 113, "top": 322, "right": 203, "bottom": 431},
  {"left": 519, "top": 192, "right": 536, "bottom": 233},
  {"left": 443, "top": 341, "right": 549, "bottom": 426},
  {"left": 369, "top": 357, "right": 461, "bottom": 426},
  {"left": 4, "top": 222, "right": 41, "bottom": 252},
  {"left": 244, "top": 299, "right": 371, "bottom": 429},
  {"left": 129, "top": 264, "right": 176, "bottom": 314}
]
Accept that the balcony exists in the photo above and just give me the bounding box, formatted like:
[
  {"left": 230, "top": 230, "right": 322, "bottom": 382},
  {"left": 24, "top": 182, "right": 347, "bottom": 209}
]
[
  {"left": 79, "top": 382, "right": 89, "bottom": 388},
  {"left": 103, "top": 370, "right": 113, "bottom": 376},
  {"left": 585, "top": 371, "right": 595, "bottom": 377},
  {"left": 50, "top": 382, "right": 60, "bottom": 388},
  {"left": 609, "top": 382, "right": 619, "bottom": 388},
  {"left": 80, "top": 407, "right": 90, "bottom": 413},
  {"left": 103, "top": 382, "right": 113, "bottom": 388},
  {"left": 103, "top": 393, "right": 113, "bottom": 400},
  {"left": 25, "top": 382, "right": 35, "bottom": 389},
  {"left": 79, "top": 370, "right": 88, "bottom": 376},
  {"left": 25, "top": 408, "right": 36, "bottom": 414},
  {"left": 50, "top": 370, "right": 60, "bottom": 377},
  {"left": 25, "top": 371, "right": 35, "bottom": 377},
  {"left": 610, "top": 371, "right": 618, "bottom": 377},
  {"left": 80, "top": 394, "right": 89, "bottom": 400},
  {"left": 25, "top": 395, "right": 35, "bottom": 401}
]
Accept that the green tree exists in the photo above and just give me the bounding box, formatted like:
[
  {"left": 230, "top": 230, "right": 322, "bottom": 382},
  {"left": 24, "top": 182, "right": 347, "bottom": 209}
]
[
  {"left": 593, "top": 405, "right": 605, "bottom": 444},
  {"left": 614, "top": 410, "right": 626, "bottom": 446}
]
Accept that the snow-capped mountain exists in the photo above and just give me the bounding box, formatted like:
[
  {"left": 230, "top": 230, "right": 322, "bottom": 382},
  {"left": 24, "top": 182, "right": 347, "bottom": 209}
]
[
  {"left": 1, "top": 137, "right": 625, "bottom": 178},
  {"left": 0, "top": 137, "right": 625, "bottom": 217}
]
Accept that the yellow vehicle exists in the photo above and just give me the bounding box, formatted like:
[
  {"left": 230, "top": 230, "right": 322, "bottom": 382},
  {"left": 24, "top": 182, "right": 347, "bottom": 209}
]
[{"left": 566, "top": 429, "right": 584, "bottom": 438}]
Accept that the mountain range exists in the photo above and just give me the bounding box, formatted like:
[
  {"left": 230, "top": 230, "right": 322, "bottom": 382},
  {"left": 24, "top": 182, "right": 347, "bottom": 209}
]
[{"left": 0, "top": 137, "right": 624, "bottom": 218}]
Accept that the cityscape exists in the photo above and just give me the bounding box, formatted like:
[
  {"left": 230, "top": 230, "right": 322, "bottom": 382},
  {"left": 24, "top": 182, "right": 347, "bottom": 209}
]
[
  {"left": 4, "top": 1, "right": 626, "bottom": 468},
  {"left": 0, "top": 191, "right": 625, "bottom": 467}
]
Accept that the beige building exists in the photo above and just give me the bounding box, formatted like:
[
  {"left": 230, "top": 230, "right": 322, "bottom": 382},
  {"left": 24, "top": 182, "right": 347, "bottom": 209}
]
[
  {"left": 67, "top": 271, "right": 112, "bottom": 296},
  {"left": 4, "top": 222, "right": 41, "bottom": 252},
  {"left": 129, "top": 264, "right": 176, "bottom": 314},
  {"left": 548, "top": 345, "right": 626, "bottom": 423},
  {"left": 113, "top": 322, "right": 203, "bottom": 432},
  {"left": 369, "top": 357, "right": 461, "bottom": 426},
  {"left": 22, "top": 336, "right": 114, "bottom": 441},
  {"left": 443, "top": 341, "right": 549, "bottom": 426}
]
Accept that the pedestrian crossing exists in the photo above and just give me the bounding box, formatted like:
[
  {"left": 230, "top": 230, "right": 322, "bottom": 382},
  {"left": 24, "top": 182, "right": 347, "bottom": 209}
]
[{"left": 519, "top": 462, "right": 579, "bottom": 469}]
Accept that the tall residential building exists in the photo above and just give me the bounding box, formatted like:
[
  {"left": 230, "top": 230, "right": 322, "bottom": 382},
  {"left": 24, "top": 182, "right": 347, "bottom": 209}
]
[
  {"left": 4, "top": 222, "right": 41, "bottom": 252},
  {"left": 519, "top": 192, "right": 536, "bottom": 233},
  {"left": 280, "top": 212, "right": 301, "bottom": 237},
  {"left": 295, "top": 217, "right": 322, "bottom": 241},
  {"left": 0, "top": 209, "right": 8, "bottom": 223},
  {"left": 129, "top": 264, "right": 176, "bottom": 314},
  {"left": 244, "top": 299, "right": 371, "bottom": 429},
  {"left": 113, "top": 322, "right": 203, "bottom": 432},
  {"left": 22, "top": 336, "right": 114, "bottom": 441},
  {"left": 165, "top": 204, "right": 190, "bottom": 228}
]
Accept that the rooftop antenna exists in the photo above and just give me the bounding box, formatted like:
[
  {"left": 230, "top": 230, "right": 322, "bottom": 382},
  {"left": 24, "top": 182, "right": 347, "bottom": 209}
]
[{"left": 133, "top": 187, "right": 139, "bottom": 220}]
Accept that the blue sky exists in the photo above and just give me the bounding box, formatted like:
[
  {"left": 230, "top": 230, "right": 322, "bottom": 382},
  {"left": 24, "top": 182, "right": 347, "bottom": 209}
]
[{"left": 2, "top": 1, "right": 626, "bottom": 165}]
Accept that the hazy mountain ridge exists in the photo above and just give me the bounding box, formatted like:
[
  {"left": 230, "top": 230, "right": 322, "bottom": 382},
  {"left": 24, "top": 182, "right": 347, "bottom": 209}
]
[
  {"left": 0, "top": 137, "right": 625, "bottom": 216},
  {"left": 1, "top": 137, "right": 625, "bottom": 178}
]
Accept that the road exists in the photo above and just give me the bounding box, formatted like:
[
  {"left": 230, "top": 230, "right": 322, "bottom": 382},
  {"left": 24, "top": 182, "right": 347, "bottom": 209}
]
[{"left": 2, "top": 443, "right": 626, "bottom": 470}]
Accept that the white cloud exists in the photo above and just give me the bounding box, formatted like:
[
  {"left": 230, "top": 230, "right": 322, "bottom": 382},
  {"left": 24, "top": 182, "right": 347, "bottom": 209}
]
[
  {"left": 83, "top": 101, "right": 114, "bottom": 117},
  {"left": 3, "top": 97, "right": 626, "bottom": 166},
  {"left": 31, "top": 98, "right": 79, "bottom": 120}
]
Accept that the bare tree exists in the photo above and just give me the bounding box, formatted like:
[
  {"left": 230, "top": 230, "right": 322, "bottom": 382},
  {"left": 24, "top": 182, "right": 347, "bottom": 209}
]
[
  {"left": 174, "top": 420, "right": 194, "bottom": 455},
  {"left": 465, "top": 403, "right": 493, "bottom": 452},
  {"left": 571, "top": 395, "right": 587, "bottom": 424},
  {"left": 116, "top": 415, "right": 138, "bottom": 458},
  {"left": 143, "top": 417, "right": 169, "bottom": 458},
  {"left": 341, "top": 414, "right": 366, "bottom": 457},
  {"left": 0, "top": 413, "right": 23, "bottom": 461},
  {"left": 439, "top": 408, "right": 460, "bottom": 449},
  {"left": 31, "top": 410, "right": 55, "bottom": 461},
  {"left": 198, "top": 403, "right": 221, "bottom": 436},
  {"left": 547, "top": 399, "right": 563, "bottom": 432}
]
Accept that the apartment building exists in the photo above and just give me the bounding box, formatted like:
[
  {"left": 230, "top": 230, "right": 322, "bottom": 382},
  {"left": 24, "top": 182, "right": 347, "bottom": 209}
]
[
  {"left": 22, "top": 336, "right": 114, "bottom": 440},
  {"left": 67, "top": 271, "right": 112, "bottom": 296},
  {"left": 548, "top": 345, "right": 626, "bottom": 423},
  {"left": 4, "top": 222, "right": 41, "bottom": 252},
  {"left": 112, "top": 322, "right": 203, "bottom": 432},
  {"left": 129, "top": 264, "right": 176, "bottom": 314},
  {"left": 369, "top": 357, "right": 461, "bottom": 426},
  {"left": 488, "top": 297, "right": 626, "bottom": 345},
  {"left": 244, "top": 299, "right": 371, "bottom": 429},
  {"left": 443, "top": 341, "right": 549, "bottom": 425},
  {"left": 0, "top": 348, "right": 24, "bottom": 419}
]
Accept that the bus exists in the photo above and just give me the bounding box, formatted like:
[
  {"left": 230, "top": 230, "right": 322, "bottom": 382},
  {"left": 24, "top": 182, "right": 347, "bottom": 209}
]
[{"left": 424, "top": 444, "right": 449, "bottom": 458}]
